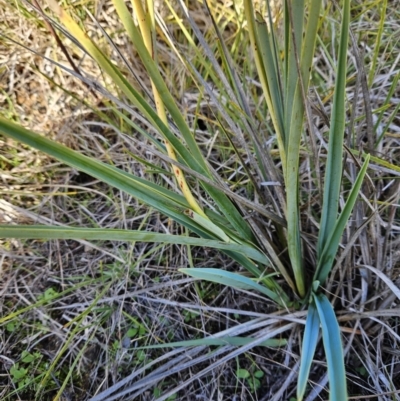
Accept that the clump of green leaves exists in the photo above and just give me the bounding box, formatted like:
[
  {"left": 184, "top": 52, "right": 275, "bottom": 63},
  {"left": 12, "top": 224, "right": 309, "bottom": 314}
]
[
  {"left": 8, "top": 350, "right": 48, "bottom": 396},
  {"left": 237, "top": 367, "right": 265, "bottom": 393},
  {"left": 245, "top": 1, "right": 369, "bottom": 399},
  {"left": 0, "top": 0, "right": 374, "bottom": 400}
]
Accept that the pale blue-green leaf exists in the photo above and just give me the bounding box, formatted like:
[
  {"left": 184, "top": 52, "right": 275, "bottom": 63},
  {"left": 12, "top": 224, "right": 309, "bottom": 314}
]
[
  {"left": 243, "top": 0, "right": 286, "bottom": 168},
  {"left": 284, "top": 0, "right": 321, "bottom": 299},
  {"left": 0, "top": 226, "right": 269, "bottom": 266},
  {"left": 254, "top": 13, "right": 285, "bottom": 146},
  {"left": 179, "top": 268, "right": 283, "bottom": 305},
  {"left": 315, "top": 154, "right": 370, "bottom": 284},
  {"left": 135, "top": 336, "right": 287, "bottom": 349},
  {"left": 297, "top": 302, "right": 320, "bottom": 401},
  {"left": 300, "top": 0, "right": 322, "bottom": 87},
  {"left": 284, "top": 0, "right": 305, "bottom": 148},
  {"left": 317, "top": 0, "right": 351, "bottom": 256},
  {"left": 313, "top": 293, "right": 347, "bottom": 401}
]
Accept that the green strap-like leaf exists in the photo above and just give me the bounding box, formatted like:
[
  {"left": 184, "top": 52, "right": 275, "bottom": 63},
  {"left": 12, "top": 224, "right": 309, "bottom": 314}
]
[
  {"left": 45, "top": 1, "right": 256, "bottom": 242},
  {"left": 284, "top": 0, "right": 305, "bottom": 155},
  {"left": 315, "top": 154, "right": 370, "bottom": 284},
  {"left": 179, "top": 268, "right": 286, "bottom": 305},
  {"left": 317, "top": 0, "right": 350, "bottom": 256},
  {"left": 254, "top": 13, "right": 285, "bottom": 148},
  {"left": 136, "top": 336, "right": 287, "bottom": 349},
  {"left": 0, "top": 226, "right": 270, "bottom": 266},
  {"left": 297, "top": 302, "right": 320, "bottom": 401},
  {"left": 1, "top": 115, "right": 283, "bottom": 282},
  {"left": 109, "top": 0, "right": 255, "bottom": 241},
  {"left": 313, "top": 293, "right": 347, "bottom": 401},
  {"left": 243, "top": 0, "right": 286, "bottom": 167},
  {"left": 0, "top": 117, "right": 199, "bottom": 226},
  {"left": 285, "top": 0, "right": 322, "bottom": 299}
]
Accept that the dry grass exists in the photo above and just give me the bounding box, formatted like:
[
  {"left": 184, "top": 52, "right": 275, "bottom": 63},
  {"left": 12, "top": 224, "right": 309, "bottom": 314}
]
[{"left": 1, "top": 0, "right": 400, "bottom": 400}]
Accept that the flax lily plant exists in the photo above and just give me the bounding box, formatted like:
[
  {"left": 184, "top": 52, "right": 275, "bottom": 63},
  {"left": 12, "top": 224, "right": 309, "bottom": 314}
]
[{"left": 0, "top": 0, "right": 371, "bottom": 400}]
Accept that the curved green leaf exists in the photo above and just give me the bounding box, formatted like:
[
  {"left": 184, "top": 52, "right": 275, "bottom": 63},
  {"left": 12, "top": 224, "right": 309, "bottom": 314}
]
[
  {"left": 179, "top": 268, "right": 286, "bottom": 305},
  {"left": 297, "top": 302, "right": 320, "bottom": 401},
  {"left": 315, "top": 154, "right": 370, "bottom": 284},
  {"left": 136, "top": 336, "right": 287, "bottom": 349},
  {"left": 0, "top": 226, "right": 269, "bottom": 266},
  {"left": 313, "top": 293, "right": 347, "bottom": 401},
  {"left": 317, "top": 0, "right": 350, "bottom": 256},
  {"left": 0, "top": 118, "right": 272, "bottom": 279},
  {"left": 284, "top": 0, "right": 322, "bottom": 298}
]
